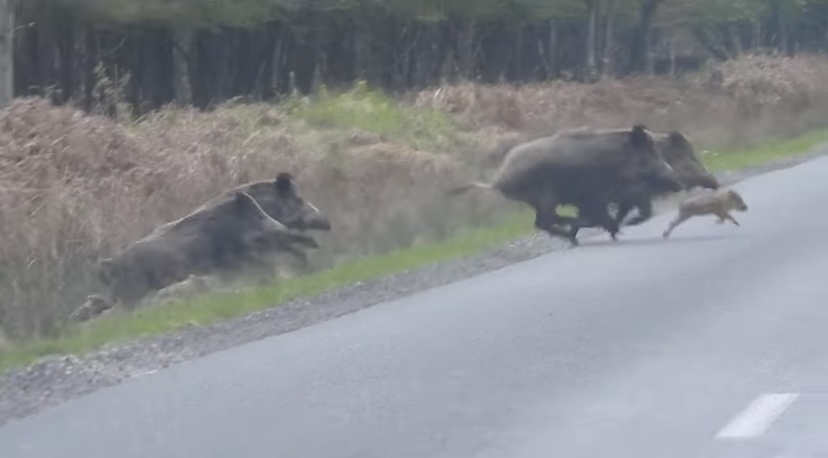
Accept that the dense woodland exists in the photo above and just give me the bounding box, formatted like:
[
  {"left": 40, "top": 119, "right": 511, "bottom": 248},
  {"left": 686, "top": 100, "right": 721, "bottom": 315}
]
[{"left": 2, "top": 0, "right": 828, "bottom": 113}]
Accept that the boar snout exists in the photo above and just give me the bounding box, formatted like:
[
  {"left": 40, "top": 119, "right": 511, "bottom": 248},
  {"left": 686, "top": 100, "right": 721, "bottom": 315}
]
[
  {"left": 649, "top": 172, "right": 684, "bottom": 193},
  {"left": 303, "top": 216, "right": 332, "bottom": 231},
  {"left": 298, "top": 202, "right": 332, "bottom": 231},
  {"left": 700, "top": 174, "right": 720, "bottom": 190}
]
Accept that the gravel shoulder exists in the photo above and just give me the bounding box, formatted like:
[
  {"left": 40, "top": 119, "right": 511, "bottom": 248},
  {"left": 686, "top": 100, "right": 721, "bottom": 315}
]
[{"left": 1, "top": 145, "right": 826, "bottom": 427}]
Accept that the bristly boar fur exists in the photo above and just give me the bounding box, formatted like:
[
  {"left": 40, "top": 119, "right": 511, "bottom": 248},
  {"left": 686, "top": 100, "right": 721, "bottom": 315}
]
[
  {"left": 72, "top": 190, "right": 319, "bottom": 321},
  {"left": 662, "top": 188, "right": 749, "bottom": 239},
  {"left": 449, "top": 124, "right": 683, "bottom": 246}
]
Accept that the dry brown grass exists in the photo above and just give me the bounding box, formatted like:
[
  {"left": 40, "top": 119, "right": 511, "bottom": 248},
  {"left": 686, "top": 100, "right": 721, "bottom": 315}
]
[
  {"left": 2, "top": 53, "right": 828, "bottom": 340},
  {"left": 414, "top": 53, "right": 828, "bottom": 152}
]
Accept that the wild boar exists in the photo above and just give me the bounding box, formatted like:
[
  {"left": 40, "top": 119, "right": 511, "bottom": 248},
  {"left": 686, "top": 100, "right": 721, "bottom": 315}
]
[
  {"left": 81, "top": 190, "right": 319, "bottom": 318},
  {"left": 613, "top": 130, "right": 720, "bottom": 227},
  {"left": 662, "top": 187, "right": 749, "bottom": 239},
  {"left": 449, "top": 124, "right": 683, "bottom": 246}
]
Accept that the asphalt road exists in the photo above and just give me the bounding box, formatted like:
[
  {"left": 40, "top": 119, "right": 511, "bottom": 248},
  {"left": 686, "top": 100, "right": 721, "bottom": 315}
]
[{"left": 3, "top": 156, "right": 828, "bottom": 458}]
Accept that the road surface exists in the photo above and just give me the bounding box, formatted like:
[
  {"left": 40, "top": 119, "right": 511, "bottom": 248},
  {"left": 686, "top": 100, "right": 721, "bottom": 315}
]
[{"left": 3, "top": 156, "right": 828, "bottom": 458}]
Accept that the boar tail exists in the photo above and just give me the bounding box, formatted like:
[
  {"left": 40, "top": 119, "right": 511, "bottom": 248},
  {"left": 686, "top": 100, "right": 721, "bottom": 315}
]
[{"left": 446, "top": 181, "right": 495, "bottom": 197}]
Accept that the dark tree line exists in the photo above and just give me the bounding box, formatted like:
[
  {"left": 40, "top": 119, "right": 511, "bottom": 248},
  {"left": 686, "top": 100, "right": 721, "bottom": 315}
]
[{"left": 6, "top": 0, "right": 828, "bottom": 114}]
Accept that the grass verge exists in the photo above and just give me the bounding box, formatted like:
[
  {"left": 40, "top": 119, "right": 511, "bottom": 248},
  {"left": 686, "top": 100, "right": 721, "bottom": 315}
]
[
  {"left": 704, "top": 129, "right": 828, "bottom": 171},
  {"left": 2, "top": 128, "right": 828, "bottom": 374}
]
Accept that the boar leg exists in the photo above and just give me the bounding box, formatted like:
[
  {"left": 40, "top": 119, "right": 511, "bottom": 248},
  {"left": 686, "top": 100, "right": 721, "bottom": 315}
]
[
  {"left": 614, "top": 194, "right": 653, "bottom": 227},
  {"left": 568, "top": 199, "right": 621, "bottom": 242},
  {"left": 531, "top": 192, "right": 578, "bottom": 244},
  {"left": 275, "top": 242, "right": 311, "bottom": 267},
  {"left": 70, "top": 294, "right": 115, "bottom": 322},
  {"left": 257, "top": 230, "right": 317, "bottom": 267},
  {"left": 614, "top": 199, "right": 636, "bottom": 227},
  {"left": 535, "top": 208, "right": 576, "bottom": 243},
  {"left": 625, "top": 198, "right": 654, "bottom": 226},
  {"left": 662, "top": 211, "right": 691, "bottom": 239},
  {"left": 719, "top": 211, "right": 740, "bottom": 227}
]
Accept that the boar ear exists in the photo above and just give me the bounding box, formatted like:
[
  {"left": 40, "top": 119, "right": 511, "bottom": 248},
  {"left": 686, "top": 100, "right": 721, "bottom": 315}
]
[
  {"left": 275, "top": 172, "right": 295, "bottom": 196},
  {"left": 668, "top": 131, "right": 688, "bottom": 147},
  {"left": 629, "top": 124, "right": 652, "bottom": 149}
]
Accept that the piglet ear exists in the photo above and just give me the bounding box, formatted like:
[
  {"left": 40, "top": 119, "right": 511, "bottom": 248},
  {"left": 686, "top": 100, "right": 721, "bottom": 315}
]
[{"left": 275, "top": 172, "right": 294, "bottom": 196}]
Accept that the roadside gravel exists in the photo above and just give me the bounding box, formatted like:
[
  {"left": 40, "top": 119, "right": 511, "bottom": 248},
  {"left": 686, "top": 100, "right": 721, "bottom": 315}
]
[{"left": 1, "top": 146, "right": 826, "bottom": 427}]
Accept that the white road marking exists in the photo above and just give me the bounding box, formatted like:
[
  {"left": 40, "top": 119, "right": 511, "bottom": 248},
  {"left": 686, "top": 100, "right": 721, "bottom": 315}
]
[{"left": 716, "top": 393, "right": 799, "bottom": 440}]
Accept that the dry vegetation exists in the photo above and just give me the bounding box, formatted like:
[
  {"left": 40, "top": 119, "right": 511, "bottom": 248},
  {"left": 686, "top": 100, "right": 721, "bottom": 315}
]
[{"left": 2, "top": 54, "right": 828, "bottom": 342}]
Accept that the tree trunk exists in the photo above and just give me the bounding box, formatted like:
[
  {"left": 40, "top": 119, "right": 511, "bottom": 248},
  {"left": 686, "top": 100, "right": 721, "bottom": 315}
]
[
  {"left": 0, "top": 0, "right": 13, "bottom": 108},
  {"left": 457, "top": 18, "right": 476, "bottom": 80},
  {"left": 545, "top": 19, "right": 559, "bottom": 78},
  {"left": 601, "top": 0, "right": 615, "bottom": 78},
  {"left": 629, "top": 0, "right": 663, "bottom": 75},
  {"left": 171, "top": 28, "right": 192, "bottom": 106},
  {"left": 778, "top": 6, "right": 788, "bottom": 54},
  {"left": 56, "top": 20, "right": 74, "bottom": 103},
  {"left": 770, "top": 0, "right": 789, "bottom": 54},
  {"left": 584, "top": 0, "right": 597, "bottom": 79},
  {"left": 753, "top": 20, "right": 762, "bottom": 52}
]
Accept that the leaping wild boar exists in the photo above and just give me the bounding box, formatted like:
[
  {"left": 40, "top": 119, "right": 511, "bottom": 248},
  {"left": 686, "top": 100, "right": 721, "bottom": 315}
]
[
  {"left": 449, "top": 124, "right": 683, "bottom": 246},
  {"left": 612, "top": 130, "right": 720, "bottom": 227},
  {"left": 662, "top": 187, "right": 748, "bottom": 239},
  {"left": 71, "top": 190, "right": 319, "bottom": 321}
]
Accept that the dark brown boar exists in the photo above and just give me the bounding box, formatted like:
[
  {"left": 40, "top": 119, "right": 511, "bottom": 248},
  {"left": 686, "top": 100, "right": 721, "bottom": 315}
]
[{"left": 73, "top": 190, "right": 318, "bottom": 320}]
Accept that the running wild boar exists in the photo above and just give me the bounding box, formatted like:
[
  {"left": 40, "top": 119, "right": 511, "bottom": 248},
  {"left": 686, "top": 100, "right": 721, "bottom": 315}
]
[{"left": 72, "top": 190, "right": 318, "bottom": 321}]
